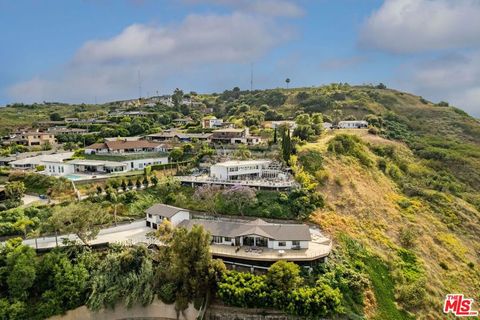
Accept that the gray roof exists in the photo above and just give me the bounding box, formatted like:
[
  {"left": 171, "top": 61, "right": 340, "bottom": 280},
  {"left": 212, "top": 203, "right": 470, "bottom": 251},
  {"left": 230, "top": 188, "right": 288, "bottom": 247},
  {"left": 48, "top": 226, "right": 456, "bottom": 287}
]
[
  {"left": 177, "top": 218, "right": 311, "bottom": 241},
  {"left": 145, "top": 203, "right": 188, "bottom": 218}
]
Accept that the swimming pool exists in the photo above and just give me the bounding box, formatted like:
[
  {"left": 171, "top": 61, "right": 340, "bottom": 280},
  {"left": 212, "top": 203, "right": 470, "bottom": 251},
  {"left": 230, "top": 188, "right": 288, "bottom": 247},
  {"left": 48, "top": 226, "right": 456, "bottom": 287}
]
[{"left": 64, "top": 174, "right": 84, "bottom": 181}]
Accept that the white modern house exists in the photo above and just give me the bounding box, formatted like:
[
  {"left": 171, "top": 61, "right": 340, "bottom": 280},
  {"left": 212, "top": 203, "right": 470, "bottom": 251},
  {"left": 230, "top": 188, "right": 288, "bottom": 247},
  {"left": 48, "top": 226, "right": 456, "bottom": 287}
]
[
  {"left": 210, "top": 160, "right": 275, "bottom": 181},
  {"left": 10, "top": 152, "right": 74, "bottom": 171},
  {"left": 176, "top": 159, "right": 296, "bottom": 190},
  {"left": 338, "top": 120, "right": 368, "bottom": 129},
  {"left": 145, "top": 203, "right": 190, "bottom": 229}
]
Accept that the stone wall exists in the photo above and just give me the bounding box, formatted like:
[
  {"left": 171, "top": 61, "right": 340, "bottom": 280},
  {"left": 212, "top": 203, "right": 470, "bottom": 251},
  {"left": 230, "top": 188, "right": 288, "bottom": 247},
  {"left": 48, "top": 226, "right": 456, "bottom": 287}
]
[{"left": 48, "top": 298, "right": 200, "bottom": 320}]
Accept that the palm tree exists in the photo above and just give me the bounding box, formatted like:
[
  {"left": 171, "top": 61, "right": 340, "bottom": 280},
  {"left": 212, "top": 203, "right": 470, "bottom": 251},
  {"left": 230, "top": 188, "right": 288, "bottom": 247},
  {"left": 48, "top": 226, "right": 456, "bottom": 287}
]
[{"left": 285, "top": 78, "right": 291, "bottom": 89}]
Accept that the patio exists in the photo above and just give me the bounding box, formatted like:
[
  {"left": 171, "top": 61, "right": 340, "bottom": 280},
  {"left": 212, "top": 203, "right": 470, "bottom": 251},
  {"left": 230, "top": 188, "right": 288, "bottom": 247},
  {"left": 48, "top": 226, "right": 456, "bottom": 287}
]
[{"left": 210, "top": 240, "right": 332, "bottom": 262}]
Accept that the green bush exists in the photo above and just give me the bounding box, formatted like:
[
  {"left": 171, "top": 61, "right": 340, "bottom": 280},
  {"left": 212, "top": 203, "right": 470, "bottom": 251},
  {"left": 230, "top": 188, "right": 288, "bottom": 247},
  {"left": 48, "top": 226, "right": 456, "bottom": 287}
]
[
  {"left": 328, "top": 134, "right": 372, "bottom": 167},
  {"left": 157, "top": 282, "right": 176, "bottom": 304}
]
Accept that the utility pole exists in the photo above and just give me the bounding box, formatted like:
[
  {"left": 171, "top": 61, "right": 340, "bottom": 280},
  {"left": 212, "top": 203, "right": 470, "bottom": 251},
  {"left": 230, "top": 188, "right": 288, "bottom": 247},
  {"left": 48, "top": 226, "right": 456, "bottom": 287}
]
[{"left": 138, "top": 70, "right": 142, "bottom": 99}]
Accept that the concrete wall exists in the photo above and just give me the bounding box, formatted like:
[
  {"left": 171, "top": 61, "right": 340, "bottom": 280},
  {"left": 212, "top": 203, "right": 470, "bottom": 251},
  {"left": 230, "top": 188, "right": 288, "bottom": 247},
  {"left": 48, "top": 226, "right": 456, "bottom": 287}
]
[
  {"left": 48, "top": 298, "right": 199, "bottom": 320},
  {"left": 171, "top": 210, "right": 190, "bottom": 226}
]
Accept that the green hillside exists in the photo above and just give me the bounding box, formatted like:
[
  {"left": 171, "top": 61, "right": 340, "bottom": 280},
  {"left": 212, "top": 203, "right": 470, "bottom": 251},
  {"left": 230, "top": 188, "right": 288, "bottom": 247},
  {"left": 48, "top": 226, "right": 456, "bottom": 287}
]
[
  {"left": 1, "top": 84, "right": 479, "bottom": 318},
  {"left": 200, "top": 84, "right": 480, "bottom": 318}
]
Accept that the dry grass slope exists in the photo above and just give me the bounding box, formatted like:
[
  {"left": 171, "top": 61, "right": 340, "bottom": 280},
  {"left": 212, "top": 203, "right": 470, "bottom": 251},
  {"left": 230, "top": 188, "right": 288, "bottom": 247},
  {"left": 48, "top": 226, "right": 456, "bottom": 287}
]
[{"left": 300, "top": 130, "right": 480, "bottom": 319}]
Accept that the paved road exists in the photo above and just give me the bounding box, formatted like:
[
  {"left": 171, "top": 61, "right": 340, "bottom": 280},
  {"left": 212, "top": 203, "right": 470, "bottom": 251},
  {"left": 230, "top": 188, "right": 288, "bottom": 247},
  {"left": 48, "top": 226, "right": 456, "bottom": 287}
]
[
  {"left": 19, "top": 220, "right": 157, "bottom": 249},
  {"left": 21, "top": 194, "right": 48, "bottom": 207}
]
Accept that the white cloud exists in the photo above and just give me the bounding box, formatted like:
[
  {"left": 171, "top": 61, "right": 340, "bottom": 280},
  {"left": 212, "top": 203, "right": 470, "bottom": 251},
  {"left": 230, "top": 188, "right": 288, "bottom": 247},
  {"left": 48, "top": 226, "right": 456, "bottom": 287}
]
[
  {"left": 360, "top": 0, "right": 480, "bottom": 53},
  {"left": 7, "top": 12, "right": 293, "bottom": 103},
  {"left": 397, "top": 51, "right": 480, "bottom": 116}
]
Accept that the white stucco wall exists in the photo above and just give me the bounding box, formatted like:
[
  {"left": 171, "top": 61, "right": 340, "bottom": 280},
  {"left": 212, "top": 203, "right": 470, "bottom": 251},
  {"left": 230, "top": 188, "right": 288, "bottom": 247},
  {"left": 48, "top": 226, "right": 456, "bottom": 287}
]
[
  {"left": 127, "top": 157, "right": 168, "bottom": 170},
  {"left": 45, "top": 162, "right": 75, "bottom": 176},
  {"left": 170, "top": 210, "right": 190, "bottom": 226},
  {"left": 210, "top": 165, "right": 228, "bottom": 180}
]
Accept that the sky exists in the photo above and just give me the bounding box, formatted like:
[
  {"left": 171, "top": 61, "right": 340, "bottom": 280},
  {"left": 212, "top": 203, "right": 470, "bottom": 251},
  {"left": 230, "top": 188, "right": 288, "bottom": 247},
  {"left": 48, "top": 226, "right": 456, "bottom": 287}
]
[{"left": 1, "top": 0, "right": 480, "bottom": 117}]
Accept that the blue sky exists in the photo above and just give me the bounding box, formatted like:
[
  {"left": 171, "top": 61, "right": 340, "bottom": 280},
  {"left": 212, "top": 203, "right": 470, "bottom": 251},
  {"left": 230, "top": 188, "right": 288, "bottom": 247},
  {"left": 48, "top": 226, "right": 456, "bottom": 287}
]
[{"left": 1, "top": 0, "right": 480, "bottom": 116}]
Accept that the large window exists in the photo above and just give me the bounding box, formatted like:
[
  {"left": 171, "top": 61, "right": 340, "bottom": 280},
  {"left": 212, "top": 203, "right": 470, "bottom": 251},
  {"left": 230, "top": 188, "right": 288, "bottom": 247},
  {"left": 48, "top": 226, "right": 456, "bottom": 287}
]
[
  {"left": 292, "top": 240, "right": 300, "bottom": 246},
  {"left": 212, "top": 236, "right": 223, "bottom": 243},
  {"left": 278, "top": 241, "right": 286, "bottom": 247}
]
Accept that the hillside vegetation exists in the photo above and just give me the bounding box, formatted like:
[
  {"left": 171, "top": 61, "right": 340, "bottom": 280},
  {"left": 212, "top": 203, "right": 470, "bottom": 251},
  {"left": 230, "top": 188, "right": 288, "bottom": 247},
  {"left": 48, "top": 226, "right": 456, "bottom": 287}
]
[{"left": 1, "top": 84, "right": 479, "bottom": 319}]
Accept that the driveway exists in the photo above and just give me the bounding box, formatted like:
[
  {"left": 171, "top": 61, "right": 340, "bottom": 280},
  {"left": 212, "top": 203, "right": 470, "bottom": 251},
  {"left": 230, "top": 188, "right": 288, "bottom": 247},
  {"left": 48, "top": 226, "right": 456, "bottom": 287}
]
[{"left": 19, "top": 220, "right": 156, "bottom": 249}]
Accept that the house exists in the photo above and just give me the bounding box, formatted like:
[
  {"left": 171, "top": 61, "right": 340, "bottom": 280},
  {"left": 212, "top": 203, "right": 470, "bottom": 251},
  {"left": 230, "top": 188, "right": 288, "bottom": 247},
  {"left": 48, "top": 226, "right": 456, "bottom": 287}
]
[
  {"left": 147, "top": 132, "right": 212, "bottom": 143},
  {"left": 9, "top": 152, "right": 74, "bottom": 170},
  {"left": 210, "top": 160, "right": 277, "bottom": 181},
  {"left": 84, "top": 140, "right": 169, "bottom": 154},
  {"left": 47, "top": 127, "right": 89, "bottom": 135},
  {"left": 202, "top": 117, "right": 223, "bottom": 129},
  {"left": 145, "top": 204, "right": 332, "bottom": 264},
  {"left": 178, "top": 218, "right": 311, "bottom": 250},
  {"left": 211, "top": 128, "right": 262, "bottom": 145},
  {"left": 3, "top": 131, "right": 56, "bottom": 147},
  {"left": 338, "top": 120, "right": 368, "bottom": 129},
  {"left": 145, "top": 203, "right": 190, "bottom": 228},
  {"left": 172, "top": 117, "right": 194, "bottom": 126},
  {"left": 268, "top": 121, "right": 297, "bottom": 130},
  {"left": 323, "top": 122, "right": 333, "bottom": 130},
  {"left": 177, "top": 159, "right": 295, "bottom": 190}
]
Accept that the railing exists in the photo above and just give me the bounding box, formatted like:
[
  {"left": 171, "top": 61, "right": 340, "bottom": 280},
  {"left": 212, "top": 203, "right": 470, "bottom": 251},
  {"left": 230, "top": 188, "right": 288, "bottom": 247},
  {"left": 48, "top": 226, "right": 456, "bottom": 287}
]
[{"left": 176, "top": 175, "right": 299, "bottom": 188}]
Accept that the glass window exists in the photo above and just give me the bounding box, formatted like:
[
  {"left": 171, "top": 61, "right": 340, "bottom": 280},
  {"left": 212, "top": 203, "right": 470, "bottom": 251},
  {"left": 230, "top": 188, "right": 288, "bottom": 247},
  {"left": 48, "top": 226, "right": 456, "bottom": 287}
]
[
  {"left": 292, "top": 240, "right": 300, "bottom": 246},
  {"left": 212, "top": 236, "right": 223, "bottom": 243},
  {"left": 224, "top": 237, "right": 231, "bottom": 242},
  {"left": 278, "top": 241, "right": 286, "bottom": 247}
]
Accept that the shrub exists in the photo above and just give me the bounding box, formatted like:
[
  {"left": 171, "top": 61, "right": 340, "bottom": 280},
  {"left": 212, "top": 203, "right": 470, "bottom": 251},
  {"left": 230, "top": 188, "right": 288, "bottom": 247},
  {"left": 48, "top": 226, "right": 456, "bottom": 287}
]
[
  {"left": 399, "top": 227, "right": 416, "bottom": 248},
  {"left": 396, "top": 278, "right": 427, "bottom": 310},
  {"left": 328, "top": 134, "right": 372, "bottom": 167},
  {"left": 286, "top": 284, "right": 343, "bottom": 317},
  {"left": 157, "top": 282, "right": 176, "bottom": 304},
  {"left": 368, "top": 127, "right": 379, "bottom": 135},
  {"left": 377, "top": 158, "right": 387, "bottom": 172}
]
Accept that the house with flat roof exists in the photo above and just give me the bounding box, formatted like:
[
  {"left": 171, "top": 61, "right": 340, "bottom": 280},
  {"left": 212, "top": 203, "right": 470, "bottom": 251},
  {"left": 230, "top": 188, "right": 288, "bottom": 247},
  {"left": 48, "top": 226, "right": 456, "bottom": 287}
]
[
  {"left": 202, "top": 116, "right": 223, "bottom": 129},
  {"left": 10, "top": 152, "right": 74, "bottom": 170},
  {"left": 210, "top": 160, "right": 274, "bottom": 181},
  {"left": 267, "top": 120, "right": 297, "bottom": 130},
  {"left": 47, "top": 127, "right": 88, "bottom": 135},
  {"left": 3, "top": 131, "right": 56, "bottom": 147},
  {"left": 176, "top": 159, "right": 296, "bottom": 190},
  {"left": 85, "top": 140, "right": 168, "bottom": 155},
  {"left": 145, "top": 203, "right": 190, "bottom": 228},
  {"left": 147, "top": 132, "right": 212, "bottom": 143},
  {"left": 211, "top": 128, "right": 262, "bottom": 145},
  {"left": 338, "top": 120, "right": 368, "bottom": 129}
]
